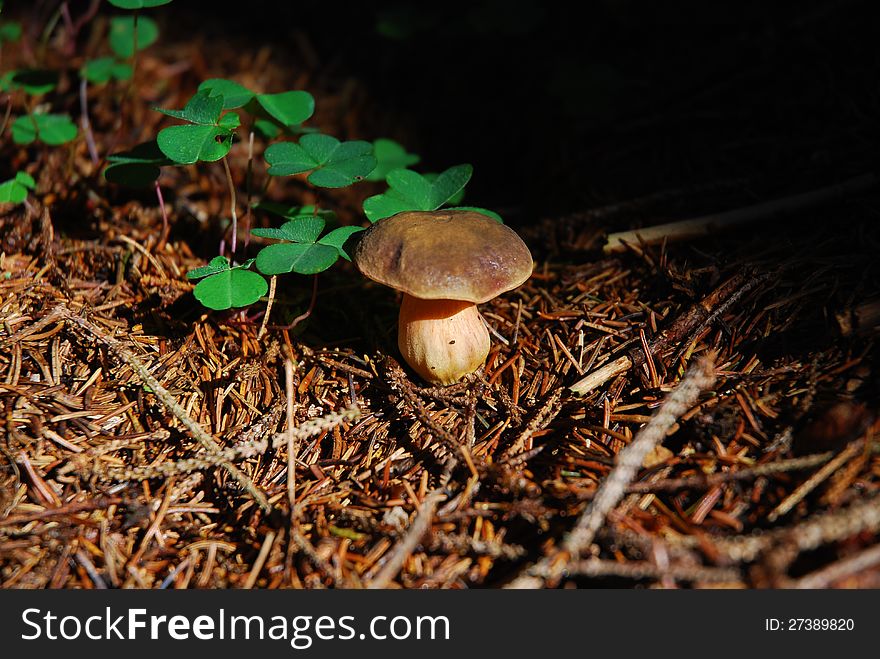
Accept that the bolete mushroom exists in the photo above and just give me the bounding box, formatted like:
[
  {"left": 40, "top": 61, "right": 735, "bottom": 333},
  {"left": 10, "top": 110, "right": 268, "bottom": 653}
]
[{"left": 353, "top": 210, "right": 533, "bottom": 385}]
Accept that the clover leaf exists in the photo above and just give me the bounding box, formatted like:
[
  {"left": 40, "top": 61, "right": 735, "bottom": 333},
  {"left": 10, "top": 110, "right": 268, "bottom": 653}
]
[
  {"left": 0, "top": 21, "right": 22, "bottom": 44},
  {"left": 366, "top": 138, "right": 420, "bottom": 182},
  {"left": 11, "top": 113, "right": 77, "bottom": 145},
  {"left": 0, "top": 172, "right": 36, "bottom": 204},
  {"left": 107, "top": 0, "right": 172, "bottom": 8},
  {"left": 198, "top": 78, "right": 254, "bottom": 109},
  {"left": 104, "top": 140, "right": 173, "bottom": 187},
  {"left": 362, "top": 164, "right": 472, "bottom": 222},
  {"left": 198, "top": 79, "right": 316, "bottom": 132},
  {"left": 254, "top": 91, "right": 315, "bottom": 128},
  {"left": 155, "top": 90, "right": 240, "bottom": 164},
  {"left": 264, "top": 134, "right": 376, "bottom": 188},
  {"left": 252, "top": 215, "right": 365, "bottom": 275},
  {"left": 109, "top": 15, "right": 159, "bottom": 58},
  {"left": 1, "top": 69, "right": 59, "bottom": 95},
  {"left": 187, "top": 257, "right": 268, "bottom": 310},
  {"left": 82, "top": 57, "right": 133, "bottom": 84}
]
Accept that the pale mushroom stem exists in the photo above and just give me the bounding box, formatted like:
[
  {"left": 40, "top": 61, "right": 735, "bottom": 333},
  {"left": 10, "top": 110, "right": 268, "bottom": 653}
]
[{"left": 397, "top": 294, "right": 491, "bottom": 386}]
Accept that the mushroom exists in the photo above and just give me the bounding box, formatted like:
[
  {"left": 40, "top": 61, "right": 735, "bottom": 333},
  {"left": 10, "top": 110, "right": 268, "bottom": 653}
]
[{"left": 353, "top": 209, "right": 533, "bottom": 385}]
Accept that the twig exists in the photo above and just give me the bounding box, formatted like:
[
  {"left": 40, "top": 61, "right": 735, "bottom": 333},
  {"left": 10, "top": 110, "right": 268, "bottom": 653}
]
[
  {"left": 791, "top": 543, "right": 880, "bottom": 588},
  {"left": 242, "top": 530, "right": 276, "bottom": 589},
  {"left": 368, "top": 490, "right": 446, "bottom": 589},
  {"left": 603, "top": 173, "right": 878, "bottom": 253},
  {"left": 568, "top": 558, "right": 741, "bottom": 584},
  {"left": 766, "top": 440, "right": 864, "bottom": 522},
  {"left": 507, "top": 356, "right": 715, "bottom": 588}
]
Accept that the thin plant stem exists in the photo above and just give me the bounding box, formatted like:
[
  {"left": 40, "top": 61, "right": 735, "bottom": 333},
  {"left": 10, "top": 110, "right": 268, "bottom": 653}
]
[
  {"left": 258, "top": 275, "right": 277, "bottom": 340},
  {"left": 244, "top": 130, "right": 254, "bottom": 249},
  {"left": 155, "top": 179, "right": 170, "bottom": 250},
  {"left": 271, "top": 275, "right": 318, "bottom": 331},
  {"left": 79, "top": 78, "right": 99, "bottom": 165},
  {"left": 0, "top": 94, "right": 13, "bottom": 138},
  {"left": 222, "top": 156, "right": 239, "bottom": 257}
]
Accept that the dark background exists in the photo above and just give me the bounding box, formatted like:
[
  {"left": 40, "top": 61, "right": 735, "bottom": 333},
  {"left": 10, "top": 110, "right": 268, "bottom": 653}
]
[{"left": 160, "top": 0, "right": 879, "bottom": 228}]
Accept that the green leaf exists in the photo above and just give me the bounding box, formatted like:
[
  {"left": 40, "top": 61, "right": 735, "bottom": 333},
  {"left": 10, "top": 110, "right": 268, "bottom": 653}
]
[
  {"left": 265, "top": 134, "right": 376, "bottom": 188},
  {"left": 81, "top": 57, "right": 132, "bottom": 84},
  {"left": 0, "top": 173, "right": 33, "bottom": 203},
  {"left": 251, "top": 216, "right": 325, "bottom": 243},
  {"left": 156, "top": 90, "right": 223, "bottom": 124},
  {"left": 366, "top": 138, "right": 420, "bottom": 182},
  {"left": 445, "top": 206, "right": 503, "bottom": 223},
  {"left": 157, "top": 124, "right": 233, "bottom": 164},
  {"left": 424, "top": 171, "right": 465, "bottom": 205},
  {"left": 14, "top": 171, "right": 36, "bottom": 189},
  {"left": 109, "top": 15, "right": 159, "bottom": 58},
  {"left": 0, "top": 21, "right": 22, "bottom": 44},
  {"left": 253, "top": 118, "right": 281, "bottom": 139},
  {"left": 107, "top": 0, "right": 172, "bottom": 9},
  {"left": 255, "top": 242, "right": 339, "bottom": 276},
  {"left": 186, "top": 255, "right": 231, "bottom": 280},
  {"left": 1, "top": 69, "right": 58, "bottom": 95},
  {"left": 317, "top": 225, "right": 365, "bottom": 260},
  {"left": 0, "top": 180, "right": 27, "bottom": 204},
  {"left": 105, "top": 140, "right": 172, "bottom": 187},
  {"left": 11, "top": 114, "right": 77, "bottom": 145},
  {"left": 362, "top": 164, "right": 472, "bottom": 222},
  {"left": 155, "top": 91, "right": 237, "bottom": 164},
  {"left": 198, "top": 78, "right": 254, "bottom": 109},
  {"left": 193, "top": 268, "right": 268, "bottom": 310},
  {"left": 255, "top": 91, "right": 315, "bottom": 127}
]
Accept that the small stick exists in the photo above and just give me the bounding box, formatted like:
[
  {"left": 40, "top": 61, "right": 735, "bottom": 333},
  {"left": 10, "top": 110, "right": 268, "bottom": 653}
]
[
  {"left": 792, "top": 543, "right": 880, "bottom": 589},
  {"left": 604, "top": 173, "right": 878, "bottom": 253},
  {"left": 766, "top": 440, "right": 864, "bottom": 522},
  {"left": 568, "top": 558, "right": 741, "bottom": 584},
  {"left": 368, "top": 490, "right": 445, "bottom": 589},
  {"left": 285, "top": 359, "right": 297, "bottom": 515},
  {"left": 242, "top": 530, "right": 276, "bottom": 589},
  {"left": 508, "top": 356, "right": 715, "bottom": 588}
]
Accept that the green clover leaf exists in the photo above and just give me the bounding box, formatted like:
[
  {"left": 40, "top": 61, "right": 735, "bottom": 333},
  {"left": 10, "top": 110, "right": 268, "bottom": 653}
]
[
  {"left": 107, "top": 0, "right": 172, "bottom": 9},
  {"left": 105, "top": 140, "right": 173, "bottom": 187},
  {"left": 81, "top": 57, "right": 133, "bottom": 84},
  {"left": 187, "top": 257, "right": 268, "bottom": 310},
  {"left": 362, "top": 164, "right": 472, "bottom": 222},
  {"left": 198, "top": 78, "right": 254, "bottom": 109},
  {"left": 254, "top": 91, "right": 315, "bottom": 128},
  {"left": 0, "top": 21, "right": 23, "bottom": 44},
  {"left": 109, "top": 15, "right": 159, "bottom": 58},
  {"left": 1, "top": 69, "right": 58, "bottom": 95},
  {"left": 11, "top": 113, "right": 77, "bottom": 145},
  {"left": 264, "top": 133, "right": 376, "bottom": 188},
  {"left": 365, "top": 138, "right": 420, "bottom": 182},
  {"left": 0, "top": 171, "right": 36, "bottom": 204},
  {"left": 156, "top": 90, "right": 240, "bottom": 164}
]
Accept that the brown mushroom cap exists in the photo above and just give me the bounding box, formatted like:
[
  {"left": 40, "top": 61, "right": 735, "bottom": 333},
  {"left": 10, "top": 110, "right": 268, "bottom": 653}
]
[{"left": 353, "top": 210, "right": 533, "bottom": 303}]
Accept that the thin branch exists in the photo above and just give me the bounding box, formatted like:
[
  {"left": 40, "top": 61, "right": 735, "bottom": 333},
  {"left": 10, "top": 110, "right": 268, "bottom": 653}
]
[{"left": 368, "top": 490, "right": 446, "bottom": 589}]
